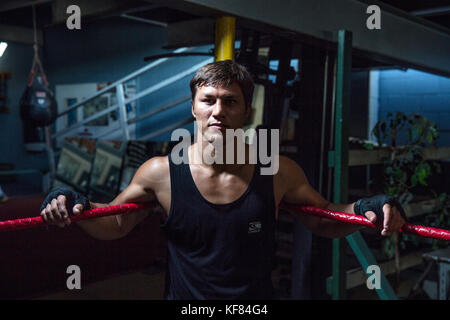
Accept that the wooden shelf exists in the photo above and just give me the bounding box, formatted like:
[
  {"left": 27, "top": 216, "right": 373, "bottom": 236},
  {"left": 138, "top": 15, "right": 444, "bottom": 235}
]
[
  {"left": 349, "top": 190, "right": 443, "bottom": 219},
  {"left": 343, "top": 248, "right": 430, "bottom": 289},
  {"left": 349, "top": 147, "right": 450, "bottom": 166},
  {"left": 404, "top": 198, "right": 442, "bottom": 218}
]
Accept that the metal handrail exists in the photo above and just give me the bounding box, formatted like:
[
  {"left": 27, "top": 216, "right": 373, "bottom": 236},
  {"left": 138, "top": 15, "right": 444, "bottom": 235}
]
[
  {"left": 127, "top": 94, "right": 190, "bottom": 125},
  {"left": 122, "top": 58, "right": 212, "bottom": 105},
  {"left": 138, "top": 116, "right": 194, "bottom": 141},
  {"left": 53, "top": 50, "right": 212, "bottom": 141},
  {"left": 52, "top": 58, "right": 212, "bottom": 138},
  {"left": 52, "top": 40, "right": 214, "bottom": 143},
  {"left": 56, "top": 47, "right": 190, "bottom": 118},
  {"left": 53, "top": 104, "right": 119, "bottom": 138}
]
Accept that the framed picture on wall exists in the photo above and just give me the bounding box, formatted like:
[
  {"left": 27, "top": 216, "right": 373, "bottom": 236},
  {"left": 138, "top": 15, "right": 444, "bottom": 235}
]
[
  {"left": 55, "top": 82, "right": 136, "bottom": 142},
  {"left": 65, "top": 97, "right": 78, "bottom": 127},
  {"left": 56, "top": 150, "right": 81, "bottom": 184},
  {"left": 83, "top": 95, "right": 110, "bottom": 126}
]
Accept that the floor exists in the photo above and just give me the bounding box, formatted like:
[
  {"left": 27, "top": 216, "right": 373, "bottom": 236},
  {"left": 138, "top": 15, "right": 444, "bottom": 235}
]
[
  {"left": 347, "top": 268, "right": 431, "bottom": 300},
  {"left": 33, "top": 269, "right": 429, "bottom": 300},
  {"left": 34, "top": 271, "right": 166, "bottom": 300},
  {"left": 0, "top": 180, "right": 42, "bottom": 198}
]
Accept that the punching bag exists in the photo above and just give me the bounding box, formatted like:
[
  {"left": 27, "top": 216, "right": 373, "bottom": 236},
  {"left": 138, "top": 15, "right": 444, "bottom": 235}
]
[
  {"left": 20, "top": 43, "right": 57, "bottom": 152},
  {"left": 19, "top": 60, "right": 57, "bottom": 127}
]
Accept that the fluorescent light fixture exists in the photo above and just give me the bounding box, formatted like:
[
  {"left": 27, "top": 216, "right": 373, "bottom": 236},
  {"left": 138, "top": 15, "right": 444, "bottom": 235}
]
[{"left": 0, "top": 42, "right": 7, "bottom": 57}]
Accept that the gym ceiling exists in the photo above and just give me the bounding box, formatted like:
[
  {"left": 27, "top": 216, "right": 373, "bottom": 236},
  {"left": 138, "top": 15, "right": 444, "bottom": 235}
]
[{"left": 0, "top": 0, "right": 449, "bottom": 76}]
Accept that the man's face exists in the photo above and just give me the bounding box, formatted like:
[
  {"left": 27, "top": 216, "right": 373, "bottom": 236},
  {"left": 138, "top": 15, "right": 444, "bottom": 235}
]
[{"left": 192, "top": 82, "right": 251, "bottom": 143}]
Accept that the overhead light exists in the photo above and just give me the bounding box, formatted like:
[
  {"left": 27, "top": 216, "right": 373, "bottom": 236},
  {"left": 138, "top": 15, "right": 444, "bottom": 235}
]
[{"left": 0, "top": 42, "right": 7, "bottom": 57}]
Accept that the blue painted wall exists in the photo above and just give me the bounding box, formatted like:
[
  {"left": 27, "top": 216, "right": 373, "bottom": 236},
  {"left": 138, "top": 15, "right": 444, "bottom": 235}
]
[
  {"left": 45, "top": 17, "right": 168, "bottom": 84},
  {"left": 0, "top": 42, "right": 49, "bottom": 185},
  {"left": 0, "top": 16, "right": 214, "bottom": 190},
  {"left": 44, "top": 17, "right": 213, "bottom": 142},
  {"left": 378, "top": 69, "right": 450, "bottom": 146}
]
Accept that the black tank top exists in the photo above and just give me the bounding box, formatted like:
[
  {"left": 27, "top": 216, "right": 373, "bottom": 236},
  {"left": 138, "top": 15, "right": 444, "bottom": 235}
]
[{"left": 162, "top": 152, "right": 276, "bottom": 300}]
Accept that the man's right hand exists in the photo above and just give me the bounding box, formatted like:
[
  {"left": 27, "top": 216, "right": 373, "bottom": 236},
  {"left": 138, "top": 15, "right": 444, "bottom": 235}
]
[{"left": 40, "top": 188, "right": 90, "bottom": 228}]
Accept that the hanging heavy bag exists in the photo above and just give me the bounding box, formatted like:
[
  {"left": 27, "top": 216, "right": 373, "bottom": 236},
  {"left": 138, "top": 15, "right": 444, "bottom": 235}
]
[{"left": 19, "top": 45, "right": 57, "bottom": 127}]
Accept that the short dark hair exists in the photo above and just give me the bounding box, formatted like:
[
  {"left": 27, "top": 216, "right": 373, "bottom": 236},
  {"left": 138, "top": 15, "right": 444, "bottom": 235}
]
[{"left": 190, "top": 60, "right": 254, "bottom": 108}]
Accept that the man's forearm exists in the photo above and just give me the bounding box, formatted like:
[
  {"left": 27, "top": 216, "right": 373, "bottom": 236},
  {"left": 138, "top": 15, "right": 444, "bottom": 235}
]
[
  {"left": 316, "top": 202, "right": 364, "bottom": 238},
  {"left": 75, "top": 201, "right": 122, "bottom": 240}
]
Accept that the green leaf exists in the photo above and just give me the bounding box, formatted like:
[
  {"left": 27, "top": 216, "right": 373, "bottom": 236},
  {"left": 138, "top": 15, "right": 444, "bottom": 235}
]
[
  {"left": 411, "top": 174, "right": 418, "bottom": 187},
  {"left": 434, "top": 162, "right": 442, "bottom": 174},
  {"left": 385, "top": 166, "right": 393, "bottom": 175},
  {"left": 438, "top": 193, "right": 447, "bottom": 202},
  {"left": 363, "top": 143, "right": 374, "bottom": 150}
]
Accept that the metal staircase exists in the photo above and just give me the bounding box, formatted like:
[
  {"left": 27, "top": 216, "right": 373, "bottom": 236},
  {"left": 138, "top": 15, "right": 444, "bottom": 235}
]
[{"left": 52, "top": 46, "right": 213, "bottom": 145}]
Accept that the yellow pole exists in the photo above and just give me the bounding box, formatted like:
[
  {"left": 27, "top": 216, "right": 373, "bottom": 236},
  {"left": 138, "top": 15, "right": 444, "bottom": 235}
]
[{"left": 215, "top": 16, "right": 236, "bottom": 61}]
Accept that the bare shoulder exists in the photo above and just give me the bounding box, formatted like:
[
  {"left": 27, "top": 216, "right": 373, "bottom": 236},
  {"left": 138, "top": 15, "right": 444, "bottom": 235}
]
[
  {"left": 132, "top": 155, "right": 170, "bottom": 188},
  {"left": 274, "top": 155, "right": 308, "bottom": 190},
  {"left": 277, "top": 155, "right": 306, "bottom": 179},
  {"left": 278, "top": 155, "right": 298, "bottom": 169},
  {"left": 143, "top": 155, "right": 170, "bottom": 174}
]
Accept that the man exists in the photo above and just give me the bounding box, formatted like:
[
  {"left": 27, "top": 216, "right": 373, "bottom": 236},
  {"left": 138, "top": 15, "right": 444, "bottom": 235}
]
[{"left": 40, "top": 60, "right": 406, "bottom": 299}]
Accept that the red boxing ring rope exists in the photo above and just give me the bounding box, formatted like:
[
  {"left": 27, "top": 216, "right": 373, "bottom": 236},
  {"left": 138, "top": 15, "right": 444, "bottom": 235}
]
[
  {"left": 0, "top": 202, "right": 449, "bottom": 241},
  {"left": 0, "top": 203, "right": 156, "bottom": 232},
  {"left": 281, "top": 204, "right": 450, "bottom": 241}
]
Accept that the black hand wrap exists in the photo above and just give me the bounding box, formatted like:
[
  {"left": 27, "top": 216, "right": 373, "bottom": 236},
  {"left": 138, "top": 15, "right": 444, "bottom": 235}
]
[
  {"left": 354, "top": 194, "right": 407, "bottom": 225},
  {"left": 40, "top": 187, "right": 91, "bottom": 216}
]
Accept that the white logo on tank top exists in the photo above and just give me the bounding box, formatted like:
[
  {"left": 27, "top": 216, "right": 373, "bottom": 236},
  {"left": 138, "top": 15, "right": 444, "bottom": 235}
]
[{"left": 248, "top": 221, "right": 262, "bottom": 234}]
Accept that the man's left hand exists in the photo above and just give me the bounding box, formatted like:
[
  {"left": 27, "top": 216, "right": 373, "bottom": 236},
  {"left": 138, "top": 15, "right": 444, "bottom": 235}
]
[{"left": 354, "top": 194, "right": 407, "bottom": 236}]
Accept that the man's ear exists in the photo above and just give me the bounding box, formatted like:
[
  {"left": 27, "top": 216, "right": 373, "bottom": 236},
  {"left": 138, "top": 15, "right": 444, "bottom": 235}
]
[{"left": 191, "top": 100, "right": 196, "bottom": 118}]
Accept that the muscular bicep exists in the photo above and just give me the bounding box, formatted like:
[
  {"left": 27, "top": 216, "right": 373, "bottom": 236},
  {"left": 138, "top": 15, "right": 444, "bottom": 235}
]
[
  {"left": 279, "top": 156, "right": 329, "bottom": 231},
  {"left": 107, "top": 158, "right": 162, "bottom": 235},
  {"left": 109, "top": 178, "right": 155, "bottom": 206},
  {"left": 281, "top": 156, "right": 328, "bottom": 208},
  {"left": 283, "top": 181, "right": 329, "bottom": 209}
]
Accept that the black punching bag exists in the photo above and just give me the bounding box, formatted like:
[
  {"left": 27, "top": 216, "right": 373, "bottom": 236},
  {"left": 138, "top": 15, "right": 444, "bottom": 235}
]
[
  {"left": 20, "top": 74, "right": 57, "bottom": 127},
  {"left": 20, "top": 42, "right": 58, "bottom": 153}
]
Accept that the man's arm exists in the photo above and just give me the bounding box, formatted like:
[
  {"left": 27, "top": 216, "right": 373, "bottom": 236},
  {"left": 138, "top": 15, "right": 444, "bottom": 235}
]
[
  {"left": 278, "top": 156, "right": 404, "bottom": 238},
  {"left": 76, "top": 182, "right": 153, "bottom": 240},
  {"left": 41, "top": 157, "right": 167, "bottom": 240}
]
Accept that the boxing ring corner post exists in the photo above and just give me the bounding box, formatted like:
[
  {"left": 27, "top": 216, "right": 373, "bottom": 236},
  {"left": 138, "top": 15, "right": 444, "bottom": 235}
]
[
  {"left": 215, "top": 16, "right": 236, "bottom": 62},
  {"left": 329, "top": 29, "right": 398, "bottom": 300}
]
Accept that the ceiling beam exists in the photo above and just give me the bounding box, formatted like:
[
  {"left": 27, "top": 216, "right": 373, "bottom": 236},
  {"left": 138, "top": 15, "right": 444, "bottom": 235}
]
[
  {"left": 411, "top": 6, "right": 450, "bottom": 17},
  {"left": 0, "top": 24, "right": 43, "bottom": 45},
  {"left": 0, "top": 0, "right": 52, "bottom": 13},
  {"left": 165, "top": 0, "right": 450, "bottom": 76},
  {"left": 51, "top": 0, "right": 144, "bottom": 24}
]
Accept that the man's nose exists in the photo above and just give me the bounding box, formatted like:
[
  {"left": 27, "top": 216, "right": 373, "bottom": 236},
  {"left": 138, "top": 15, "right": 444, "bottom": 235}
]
[{"left": 212, "top": 99, "right": 225, "bottom": 117}]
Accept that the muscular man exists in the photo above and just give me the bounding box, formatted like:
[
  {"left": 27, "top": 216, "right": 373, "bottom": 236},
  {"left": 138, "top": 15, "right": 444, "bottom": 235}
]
[{"left": 40, "top": 60, "right": 406, "bottom": 299}]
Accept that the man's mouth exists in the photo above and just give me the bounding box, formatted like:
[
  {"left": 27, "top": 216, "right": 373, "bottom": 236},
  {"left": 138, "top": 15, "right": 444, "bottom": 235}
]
[{"left": 208, "top": 123, "right": 227, "bottom": 130}]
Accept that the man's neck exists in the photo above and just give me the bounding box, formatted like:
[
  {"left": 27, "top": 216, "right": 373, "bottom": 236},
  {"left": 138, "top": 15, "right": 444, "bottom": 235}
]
[{"left": 189, "top": 138, "right": 252, "bottom": 174}]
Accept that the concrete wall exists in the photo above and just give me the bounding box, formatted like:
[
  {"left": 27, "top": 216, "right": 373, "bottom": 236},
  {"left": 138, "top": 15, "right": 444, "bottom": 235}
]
[{"left": 378, "top": 69, "right": 450, "bottom": 146}]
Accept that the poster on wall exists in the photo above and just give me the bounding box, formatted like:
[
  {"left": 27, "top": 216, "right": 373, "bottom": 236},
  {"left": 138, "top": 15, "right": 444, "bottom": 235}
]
[{"left": 54, "top": 81, "right": 137, "bottom": 146}]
